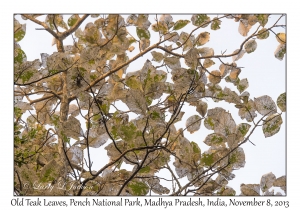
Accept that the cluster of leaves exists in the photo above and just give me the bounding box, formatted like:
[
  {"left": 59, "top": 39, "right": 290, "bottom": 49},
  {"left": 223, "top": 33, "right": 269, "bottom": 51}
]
[{"left": 14, "top": 14, "right": 286, "bottom": 196}]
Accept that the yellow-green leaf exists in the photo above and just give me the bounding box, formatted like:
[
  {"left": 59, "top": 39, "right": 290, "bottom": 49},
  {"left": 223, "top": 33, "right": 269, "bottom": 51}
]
[
  {"left": 173, "top": 20, "right": 190, "bottom": 30},
  {"left": 277, "top": 92, "right": 286, "bottom": 112},
  {"left": 128, "top": 181, "right": 149, "bottom": 196},
  {"left": 136, "top": 27, "right": 151, "bottom": 40},
  {"left": 14, "top": 23, "right": 26, "bottom": 42},
  {"left": 211, "top": 18, "right": 221, "bottom": 30},
  {"left": 257, "top": 28, "right": 269, "bottom": 40},
  {"left": 68, "top": 14, "right": 80, "bottom": 27}
]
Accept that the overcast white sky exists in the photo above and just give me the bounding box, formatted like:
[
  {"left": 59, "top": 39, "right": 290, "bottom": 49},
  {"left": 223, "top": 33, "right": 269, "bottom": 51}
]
[{"left": 2, "top": 0, "right": 299, "bottom": 207}]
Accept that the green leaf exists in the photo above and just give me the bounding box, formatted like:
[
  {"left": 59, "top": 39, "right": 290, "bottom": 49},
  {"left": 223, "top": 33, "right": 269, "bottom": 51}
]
[
  {"left": 191, "top": 141, "right": 201, "bottom": 154},
  {"left": 276, "top": 92, "right": 286, "bottom": 112},
  {"left": 125, "top": 75, "right": 143, "bottom": 90},
  {"left": 14, "top": 23, "right": 26, "bottom": 42},
  {"left": 201, "top": 153, "right": 214, "bottom": 166},
  {"left": 191, "top": 14, "right": 210, "bottom": 27},
  {"left": 262, "top": 113, "right": 283, "bottom": 137},
  {"left": 68, "top": 14, "right": 79, "bottom": 27},
  {"left": 191, "top": 141, "right": 201, "bottom": 162},
  {"left": 257, "top": 28, "right": 270, "bottom": 40},
  {"left": 119, "top": 123, "right": 137, "bottom": 141},
  {"left": 40, "top": 160, "right": 61, "bottom": 183},
  {"left": 255, "top": 14, "right": 269, "bottom": 27},
  {"left": 173, "top": 20, "right": 190, "bottom": 30},
  {"left": 136, "top": 27, "right": 151, "bottom": 40},
  {"left": 14, "top": 48, "right": 27, "bottom": 65},
  {"left": 128, "top": 181, "right": 149, "bottom": 196},
  {"left": 211, "top": 18, "right": 221, "bottom": 30}
]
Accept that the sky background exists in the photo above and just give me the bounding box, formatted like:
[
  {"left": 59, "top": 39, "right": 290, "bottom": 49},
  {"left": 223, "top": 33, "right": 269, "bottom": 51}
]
[
  {"left": 1, "top": 0, "right": 299, "bottom": 208},
  {"left": 14, "top": 14, "right": 286, "bottom": 195}
]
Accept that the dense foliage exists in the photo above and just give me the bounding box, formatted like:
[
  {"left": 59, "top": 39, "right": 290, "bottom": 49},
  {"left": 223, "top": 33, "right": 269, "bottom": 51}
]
[{"left": 14, "top": 14, "right": 286, "bottom": 196}]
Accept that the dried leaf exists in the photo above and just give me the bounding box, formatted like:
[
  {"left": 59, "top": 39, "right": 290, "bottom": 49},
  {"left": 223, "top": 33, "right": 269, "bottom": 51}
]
[
  {"left": 244, "top": 39, "right": 257, "bottom": 54},
  {"left": 198, "top": 47, "right": 214, "bottom": 57},
  {"left": 240, "top": 184, "right": 260, "bottom": 196},
  {"left": 67, "top": 146, "right": 83, "bottom": 164},
  {"left": 164, "top": 56, "right": 181, "bottom": 70},
  {"left": 260, "top": 172, "right": 276, "bottom": 192},
  {"left": 204, "top": 133, "right": 226, "bottom": 146},
  {"left": 237, "top": 78, "right": 249, "bottom": 93},
  {"left": 196, "top": 100, "right": 208, "bottom": 117},
  {"left": 196, "top": 32, "right": 210, "bottom": 46},
  {"left": 214, "top": 111, "right": 236, "bottom": 137},
  {"left": 219, "top": 63, "right": 230, "bottom": 77},
  {"left": 262, "top": 113, "right": 283, "bottom": 137},
  {"left": 238, "top": 20, "right": 251, "bottom": 36},
  {"left": 254, "top": 95, "right": 277, "bottom": 116},
  {"left": 230, "top": 147, "right": 245, "bottom": 169},
  {"left": 186, "top": 115, "right": 201, "bottom": 134},
  {"left": 238, "top": 99, "right": 257, "bottom": 122},
  {"left": 191, "top": 14, "right": 210, "bottom": 27},
  {"left": 61, "top": 116, "right": 82, "bottom": 140},
  {"left": 257, "top": 28, "right": 270, "bottom": 40},
  {"left": 147, "top": 178, "right": 170, "bottom": 195},
  {"left": 151, "top": 51, "right": 164, "bottom": 62},
  {"left": 184, "top": 48, "right": 199, "bottom": 69},
  {"left": 208, "top": 70, "right": 221, "bottom": 84},
  {"left": 232, "top": 49, "right": 245, "bottom": 62},
  {"left": 228, "top": 68, "right": 241, "bottom": 81},
  {"left": 203, "top": 58, "right": 215, "bottom": 68},
  {"left": 276, "top": 33, "right": 286, "bottom": 44},
  {"left": 274, "top": 44, "right": 286, "bottom": 61},
  {"left": 14, "top": 101, "right": 33, "bottom": 112},
  {"left": 164, "top": 32, "right": 179, "bottom": 42},
  {"left": 273, "top": 175, "right": 286, "bottom": 187}
]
